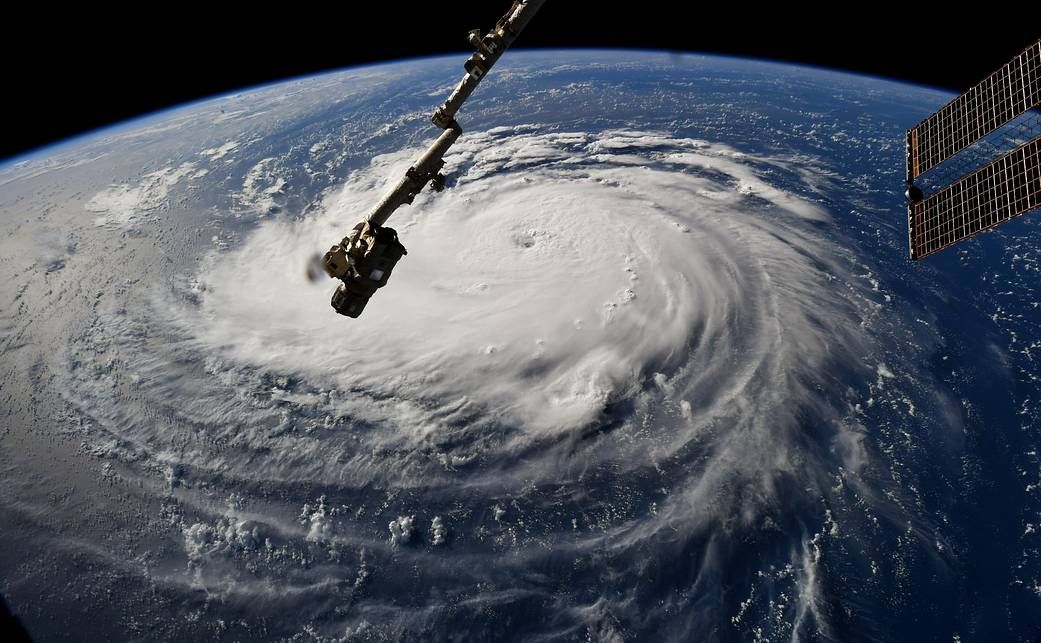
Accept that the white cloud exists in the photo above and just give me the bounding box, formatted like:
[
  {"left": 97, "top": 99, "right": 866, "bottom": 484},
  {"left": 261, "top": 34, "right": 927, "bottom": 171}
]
[
  {"left": 237, "top": 157, "right": 286, "bottom": 215},
  {"left": 172, "top": 127, "right": 859, "bottom": 466},
  {"left": 430, "top": 516, "right": 447, "bottom": 545},
  {"left": 389, "top": 515, "right": 415, "bottom": 545},
  {"left": 201, "top": 140, "right": 240, "bottom": 161},
  {"left": 85, "top": 162, "right": 200, "bottom": 228}
]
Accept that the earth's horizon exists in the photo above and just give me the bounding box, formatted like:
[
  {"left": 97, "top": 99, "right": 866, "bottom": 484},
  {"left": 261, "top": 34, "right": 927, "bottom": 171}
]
[{"left": 2, "top": 50, "right": 953, "bottom": 169}]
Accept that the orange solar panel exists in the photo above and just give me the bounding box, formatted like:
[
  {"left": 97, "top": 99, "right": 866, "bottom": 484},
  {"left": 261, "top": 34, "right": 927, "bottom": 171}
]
[
  {"left": 909, "top": 135, "right": 1041, "bottom": 259},
  {"left": 906, "top": 40, "right": 1041, "bottom": 182}
]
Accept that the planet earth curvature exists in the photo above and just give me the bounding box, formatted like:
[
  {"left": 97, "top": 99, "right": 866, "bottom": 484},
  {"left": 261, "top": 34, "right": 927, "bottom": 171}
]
[{"left": 1, "top": 50, "right": 1040, "bottom": 641}]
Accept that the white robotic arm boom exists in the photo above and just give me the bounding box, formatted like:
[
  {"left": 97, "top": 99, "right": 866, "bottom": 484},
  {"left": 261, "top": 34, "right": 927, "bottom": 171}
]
[{"left": 320, "top": 0, "right": 547, "bottom": 317}]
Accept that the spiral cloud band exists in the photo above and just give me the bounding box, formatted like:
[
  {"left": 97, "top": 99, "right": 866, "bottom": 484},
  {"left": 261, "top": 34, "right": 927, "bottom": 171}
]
[
  {"left": 69, "top": 126, "right": 904, "bottom": 639},
  {"left": 186, "top": 126, "right": 859, "bottom": 473}
]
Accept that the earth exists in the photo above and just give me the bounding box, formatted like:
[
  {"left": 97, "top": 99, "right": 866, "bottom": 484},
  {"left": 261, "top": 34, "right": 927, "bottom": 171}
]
[{"left": 1, "top": 50, "right": 1040, "bottom": 642}]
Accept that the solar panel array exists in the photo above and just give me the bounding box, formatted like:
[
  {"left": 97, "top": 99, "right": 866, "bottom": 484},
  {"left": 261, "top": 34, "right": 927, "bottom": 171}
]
[
  {"left": 906, "top": 40, "right": 1041, "bottom": 182},
  {"left": 905, "top": 39, "right": 1041, "bottom": 259},
  {"left": 910, "top": 136, "right": 1041, "bottom": 258}
]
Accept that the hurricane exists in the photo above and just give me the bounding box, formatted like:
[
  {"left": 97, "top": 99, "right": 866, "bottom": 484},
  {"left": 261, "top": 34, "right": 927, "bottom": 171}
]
[{"left": 51, "top": 124, "right": 941, "bottom": 640}]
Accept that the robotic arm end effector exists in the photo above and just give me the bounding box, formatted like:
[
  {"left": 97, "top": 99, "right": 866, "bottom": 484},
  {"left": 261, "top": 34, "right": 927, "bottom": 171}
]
[{"left": 322, "top": 222, "right": 408, "bottom": 318}]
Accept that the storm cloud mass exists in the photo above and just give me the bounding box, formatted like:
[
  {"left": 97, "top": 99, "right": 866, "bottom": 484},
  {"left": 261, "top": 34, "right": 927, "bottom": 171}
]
[{"left": 66, "top": 126, "right": 929, "bottom": 640}]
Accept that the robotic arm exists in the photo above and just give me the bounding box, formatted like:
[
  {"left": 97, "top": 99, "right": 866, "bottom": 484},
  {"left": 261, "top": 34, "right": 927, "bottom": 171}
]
[{"left": 320, "top": 0, "right": 547, "bottom": 317}]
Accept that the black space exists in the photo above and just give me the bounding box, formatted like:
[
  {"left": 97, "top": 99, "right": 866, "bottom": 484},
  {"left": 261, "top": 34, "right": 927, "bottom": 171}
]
[
  {"left": 0, "top": 595, "right": 32, "bottom": 643},
  {"left": 5, "top": 4, "right": 1038, "bottom": 161}
]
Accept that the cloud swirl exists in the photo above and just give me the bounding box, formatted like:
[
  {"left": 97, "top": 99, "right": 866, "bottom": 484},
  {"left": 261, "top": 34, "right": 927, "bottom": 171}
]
[{"left": 67, "top": 127, "right": 904, "bottom": 639}]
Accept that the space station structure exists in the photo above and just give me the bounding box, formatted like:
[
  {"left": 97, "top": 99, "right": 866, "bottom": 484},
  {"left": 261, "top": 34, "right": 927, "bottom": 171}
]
[
  {"left": 905, "top": 38, "right": 1041, "bottom": 259},
  {"left": 320, "top": 0, "right": 547, "bottom": 317}
]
